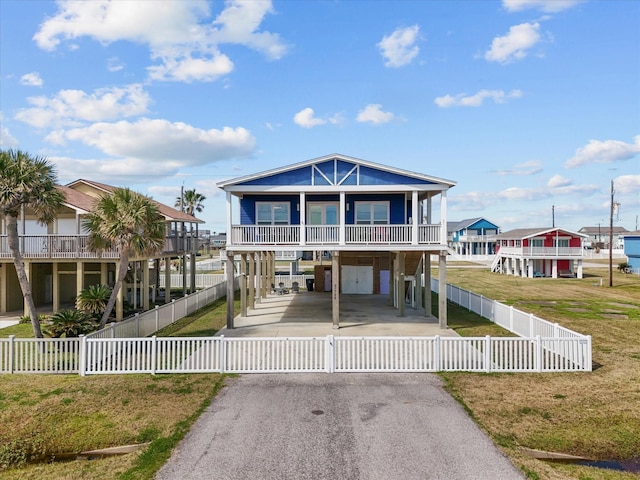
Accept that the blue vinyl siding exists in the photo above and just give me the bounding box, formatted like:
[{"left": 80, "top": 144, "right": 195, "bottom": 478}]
[
  {"left": 624, "top": 236, "right": 640, "bottom": 257},
  {"left": 345, "top": 194, "right": 405, "bottom": 224},
  {"left": 241, "top": 166, "right": 312, "bottom": 186},
  {"left": 240, "top": 195, "right": 300, "bottom": 225},
  {"left": 358, "top": 166, "right": 432, "bottom": 185},
  {"left": 467, "top": 218, "right": 499, "bottom": 233}
]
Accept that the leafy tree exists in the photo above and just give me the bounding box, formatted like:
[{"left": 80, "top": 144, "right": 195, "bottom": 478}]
[
  {"left": 84, "top": 188, "right": 166, "bottom": 329},
  {"left": 44, "top": 309, "right": 97, "bottom": 338},
  {"left": 0, "top": 149, "right": 64, "bottom": 338},
  {"left": 76, "top": 284, "right": 112, "bottom": 320},
  {"left": 175, "top": 188, "right": 206, "bottom": 215},
  {"left": 618, "top": 262, "right": 631, "bottom": 274}
]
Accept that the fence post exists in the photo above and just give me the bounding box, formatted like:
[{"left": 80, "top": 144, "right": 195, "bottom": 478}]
[
  {"left": 480, "top": 295, "right": 484, "bottom": 318},
  {"left": 155, "top": 305, "right": 159, "bottom": 333},
  {"left": 171, "top": 299, "right": 176, "bottom": 323},
  {"left": 586, "top": 335, "right": 592, "bottom": 372},
  {"left": 326, "top": 335, "right": 335, "bottom": 373},
  {"left": 135, "top": 313, "right": 140, "bottom": 338},
  {"left": 434, "top": 335, "right": 441, "bottom": 371},
  {"left": 220, "top": 335, "right": 226, "bottom": 373},
  {"left": 535, "top": 335, "right": 542, "bottom": 372},
  {"left": 529, "top": 314, "right": 535, "bottom": 337},
  {"left": 485, "top": 335, "right": 491, "bottom": 373},
  {"left": 151, "top": 336, "right": 157, "bottom": 375},
  {"left": 8, "top": 335, "right": 15, "bottom": 374},
  {"left": 79, "top": 335, "right": 86, "bottom": 377},
  {"left": 554, "top": 322, "right": 559, "bottom": 338},
  {"left": 110, "top": 323, "right": 115, "bottom": 338},
  {"left": 467, "top": 289, "right": 471, "bottom": 311}
]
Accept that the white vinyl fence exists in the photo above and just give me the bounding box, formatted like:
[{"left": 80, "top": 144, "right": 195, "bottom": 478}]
[{"left": 0, "top": 277, "right": 592, "bottom": 375}]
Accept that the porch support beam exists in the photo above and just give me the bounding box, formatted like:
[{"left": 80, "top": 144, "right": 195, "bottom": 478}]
[
  {"left": 424, "top": 252, "right": 432, "bottom": 317},
  {"left": 240, "top": 253, "right": 247, "bottom": 317},
  {"left": 0, "top": 262, "right": 6, "bottom": 313},
  {"left": 190, "top": 253, "right": 196, "bottom": 294},
  {"left": 398, "top": 252, "right": 405, "bottom": 317},
  {"left": 332, "top": 251, "right": 340, "bottom": 329},
  {"left": 415, "top": 255, "right": 422, "bottom": 310},
  {"left": 438, "top": 252, "right": 447, "bottom": 329},
  {"left": 76, "top": 260, "right": 84, "bottom": 302},
  {"left": 300, "top": 192, "right": 306, "bottom": 245},
  {"left": 248, "top": 252, "right": 255, "bottom": 310},
  {"left": 143, "top": 259, "right": 150, "bottom": 310},
  {"left": 339, "top": 192, "right": 346, "bottom": 246},
  {"left": 255, "top": 252, "right": 262, "bottom": 304},
  {"left": 226, "top": 250, "right": 235, "bottom": 329},
  {"left": 52, "top": 262, "right": 59, "bottom": 313},
  {"left": 116, "top": 261, "right": 123, "bottom": 321}
]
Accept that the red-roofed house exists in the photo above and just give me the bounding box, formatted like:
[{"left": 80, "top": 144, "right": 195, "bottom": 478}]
[{"left": 491, "top": 227, "right": 587, "bottom": 279}]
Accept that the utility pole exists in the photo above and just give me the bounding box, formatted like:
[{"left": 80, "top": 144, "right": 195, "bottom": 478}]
[
  {"left": 609, "top": 180, "right": 614, "bottom": 287},
  {"left": 552, "top": 205, "right": 555, "bottom": 228}
]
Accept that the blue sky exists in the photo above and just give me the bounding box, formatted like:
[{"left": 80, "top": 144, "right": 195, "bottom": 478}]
[{"left": 1, "top": 0, "right": 638, "bottom": 234}]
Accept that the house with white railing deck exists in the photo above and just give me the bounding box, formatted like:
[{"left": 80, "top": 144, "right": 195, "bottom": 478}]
[
  {"left": 448, "top": 217, "right": 499, "bottom": 258},
  {"left": 217, "top": 153, "right": 456, "bottom": 329},
  {"left": 0, "top": 179, "right": 202, "bottom": 320},
  {"left": 491, "top": 227, "right": 587, "bottom": 278}
]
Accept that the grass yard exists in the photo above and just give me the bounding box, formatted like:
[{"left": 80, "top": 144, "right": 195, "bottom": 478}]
[
  {"left": 0, "top": 295, "right": 239, "bottom": 480},
  {"left": 440, "top": 266, "right": 640, "bottom": 480}
]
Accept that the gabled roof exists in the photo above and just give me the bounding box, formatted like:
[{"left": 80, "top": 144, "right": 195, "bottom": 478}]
[
  {"left": 56, "top": 185, "right": 97, "bottom": 214},
  {"left": 578, "top": 226, "right": 630, "bottom": 234},
  {"left": 217, "top": 153, "right": 456, "bottom": 190},
  {"left": 623, "top": 230, "right": 640, "bottom": 237},
  {"left": 65, "top": 179, "right": 203, "bottom": 223},
  {"left": 496, "top": 227, "right": 587, "bottom": 239},
  {"left": 447, "top": 217, "right": 499, "bottom": 233}
]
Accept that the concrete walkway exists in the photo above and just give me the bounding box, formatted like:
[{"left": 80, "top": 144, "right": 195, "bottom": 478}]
[
  {"left": 156, "top": 373, "right": 524, "bottom": 480},
  {"left": 218, "top": 292, "right": 460, "bottom": 338}
]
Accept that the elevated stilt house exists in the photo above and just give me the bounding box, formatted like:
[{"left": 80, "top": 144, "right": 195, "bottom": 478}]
[
  {"left": 0, "top": 179, "right": 202, "bottom": 320},
  {"left": 217, "top": 153, "right": 456, "bottom": 329}
]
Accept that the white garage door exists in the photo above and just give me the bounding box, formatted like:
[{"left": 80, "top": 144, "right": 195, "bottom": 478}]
[{"left": 341, "top": 265, "right": 374, "bottom": 294}]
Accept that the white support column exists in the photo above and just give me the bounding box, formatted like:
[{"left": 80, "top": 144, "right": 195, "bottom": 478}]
[
  {"left": 398, "top": 252, "right": 405, "bottom": 317},
  {"left": 76, "top": 260, "right": 84, "bottom": 299},
  {"left": 424, "top": 252, "right": 432, "bottom": 317},
  {"left": 255, "top": 252, "right": 262, "bottom": 304},
  {"left": 339, "top": 192, "right": 346, "bottom": 246},
  {"left": 412, "top": 190, "right": 419, "bottom": 245},
  {"left": 577, "top": 259, "right": 583, "bottom": 279},
  {"left": 52, "top": 263, "right": 59, "bottom": 313},
  {"left": 300, "top": 192, "right": 306, "bottom": 246},
  {"left": 226, "top": 191, "right": 233, "bottom": 246},
  {"left": 552, "top": 260, "right": 558, "bottom": 279},
  {"left": 440, "top": 190, "right": 447, "bottom": 246}
]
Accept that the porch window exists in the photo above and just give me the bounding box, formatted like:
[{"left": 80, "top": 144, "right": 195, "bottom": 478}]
[
  {"left": 355, "top": 202, "right": 389, "bottom": 225},
  {"left": 531, "top": 238, "right": 544, "bottom": 247},
  {"left": 256, "top": 202, "right": 290, "bottom": 225},
  {"left": 554, "top": 238, "right": 569, "bottom": 248}
]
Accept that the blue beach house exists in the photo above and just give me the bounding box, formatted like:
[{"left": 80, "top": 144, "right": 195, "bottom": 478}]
[
  {"left": 448, "top": 217, "right": 500, "bottom": 257},
  {"left": 217, "top": 153, "right": 456, "bottom": 329},
  {"left": 623, "top": 231, "right": 640, "bottom": 273}
]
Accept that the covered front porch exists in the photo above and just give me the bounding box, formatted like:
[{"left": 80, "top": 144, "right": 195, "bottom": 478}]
[{"left": 224, "top": 248, "right": 449, "bottom": 331}]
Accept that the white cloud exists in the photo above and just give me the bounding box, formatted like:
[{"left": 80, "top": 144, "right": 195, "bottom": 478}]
[
  {"left": 107, "top": 57, "right": 124, "bottom": 72},
  {"left": 566, "top": 135, "right": 640, "bottom": 168},
  {"left": 435, "top": 89, "right": 522, "bottom": 107},
  {"left": 547, "top": 174, "right": 571, "bottom": 188},
  {"left": 615, "top": 175, "right": 640, "bottom": 195},
  {"left": 15, "top": 84, "right": 151, "bottom": 128},
  {"left": 485, "top": 22, "right": 541, "bottom": 64},
  {"left": 147, "top": 185, "right": 181, "bottom": 197},
  {"left": 20, "top": 72, "right": 43, "bottom": 87},
  {"left": 47, "top": 118, "right": 256, "bottom": 166},
  {"left": 293, "top": 108, "right": 326, "bottom": 128},
  {"left": 495, "top": 160, "right": 542, "bottom": 176},
  {"left": 33, "top": 0, "right": 287, "bottom": 83},
  {"left": 356, "top": 104, "right": 395, "bottom": 125},
  {"left": 378, "top": 25, "right": 420, "bottom": 68},
  {"left": 0, "top": 113, "right": 19, "bottom": 147},
  {"left": 503, "top": 0, "right": 584, "bottom": 13}
]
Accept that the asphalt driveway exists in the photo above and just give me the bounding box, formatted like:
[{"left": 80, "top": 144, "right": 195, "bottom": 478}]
[{"left": 156, "top": 373, "right": 524, "bottom": 480}]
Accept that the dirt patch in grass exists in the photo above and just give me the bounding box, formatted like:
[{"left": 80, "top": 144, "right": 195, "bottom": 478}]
[{"left": 439, "top": 266, "right": 640, "bottom": 480}]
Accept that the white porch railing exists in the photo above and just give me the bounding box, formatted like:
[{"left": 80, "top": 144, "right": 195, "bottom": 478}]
[
  {"left": 0, "top": 234, "right": 197, "bottom": 259},
  {"left": 230, "top": 224, "right": 443, "bottom": 246},
  {"left": 496, "top": 246, "right": 584, "bottom": 257}
]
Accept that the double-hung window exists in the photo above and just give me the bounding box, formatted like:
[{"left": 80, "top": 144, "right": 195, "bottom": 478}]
[
  {"left": 554, "top": 238, "right": 569, "bottom": 248},
  {"left": 355, "top": 202, "right": 389, "bottom": 225},
  {"left": 256, "top": 202, "right": 290, "bottom": 225}
]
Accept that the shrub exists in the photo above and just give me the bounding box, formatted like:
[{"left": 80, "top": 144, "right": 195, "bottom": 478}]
[
  {"left": 76, "top": 284, "right": 112, "bottom": 319},
  {"left": 43, "top": 309, "right": 98, "bottom": 338},
  {"left": 18, "top": 313, "right": 48, "bottom": 324}
]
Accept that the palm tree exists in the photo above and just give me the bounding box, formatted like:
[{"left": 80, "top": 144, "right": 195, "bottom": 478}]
[
  {"left": 84, "top": 188, "right": 166, "bottom": 329},
  {"left": 76, "top": 284, "right": 112, "bottom": 320},
  {"left": 0, "top": 149, "right": 64, "bottom": 338},
  {"left": 175, "top": 188, "right": 206, "bottom": 215}
]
